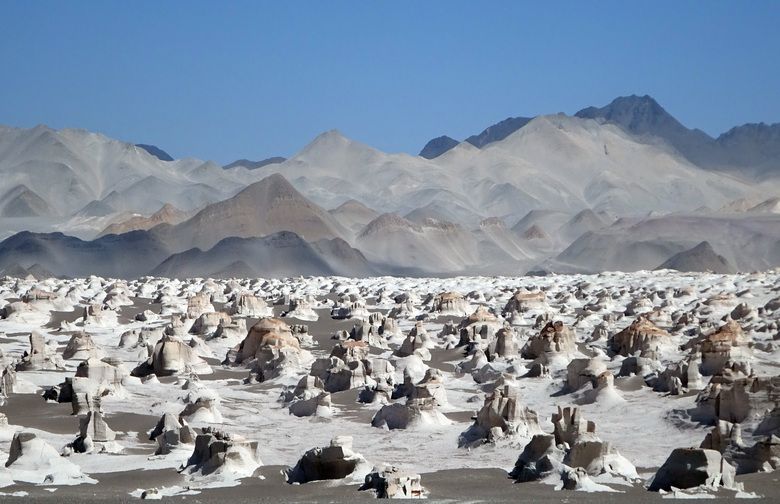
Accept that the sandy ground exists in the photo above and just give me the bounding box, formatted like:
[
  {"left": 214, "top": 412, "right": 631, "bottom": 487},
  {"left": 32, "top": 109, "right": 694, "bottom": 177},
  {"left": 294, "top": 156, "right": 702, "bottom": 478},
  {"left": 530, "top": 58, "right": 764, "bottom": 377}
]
[{"left": 1, "top": 273, "right": 780, "bottom": 501}]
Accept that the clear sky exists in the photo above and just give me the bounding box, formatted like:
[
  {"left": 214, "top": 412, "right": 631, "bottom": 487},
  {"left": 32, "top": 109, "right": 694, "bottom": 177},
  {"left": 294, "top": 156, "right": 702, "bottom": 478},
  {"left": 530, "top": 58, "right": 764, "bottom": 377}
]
[{"left": 1, "top": 1, "right": 778, "bottom": 163}]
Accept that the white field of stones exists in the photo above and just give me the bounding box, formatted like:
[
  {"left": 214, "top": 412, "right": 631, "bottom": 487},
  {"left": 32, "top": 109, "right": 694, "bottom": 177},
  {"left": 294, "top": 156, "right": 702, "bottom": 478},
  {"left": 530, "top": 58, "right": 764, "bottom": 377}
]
[{"left": 0, "top": 271, "right": 779, "bottom": 499}]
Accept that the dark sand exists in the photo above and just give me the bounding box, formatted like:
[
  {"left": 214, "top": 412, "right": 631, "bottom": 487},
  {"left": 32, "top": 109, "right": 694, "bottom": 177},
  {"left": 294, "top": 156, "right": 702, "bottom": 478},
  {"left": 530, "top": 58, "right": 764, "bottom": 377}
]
[{"left": 1, "top": 467, "right": 778, "bottom": 502}]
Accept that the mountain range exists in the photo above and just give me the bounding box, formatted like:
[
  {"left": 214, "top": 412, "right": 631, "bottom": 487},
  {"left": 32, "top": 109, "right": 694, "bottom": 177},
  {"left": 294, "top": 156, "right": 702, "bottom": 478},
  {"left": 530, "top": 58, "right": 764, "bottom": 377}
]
[{"left": 0, "top": 94, "right": 778, "bottom": 278}]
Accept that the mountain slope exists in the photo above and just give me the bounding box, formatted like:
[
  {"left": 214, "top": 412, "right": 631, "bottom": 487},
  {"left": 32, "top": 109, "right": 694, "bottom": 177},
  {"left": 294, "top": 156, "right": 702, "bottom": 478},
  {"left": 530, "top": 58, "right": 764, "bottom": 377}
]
[
  {"left": 355, "top": 214, "right": 480, "bottom": 273},
  {"left": 657, "top": 241, "right": 736, "bottom": 273},
  {"left": 328, "top": 199, "right": 379, "bottom": 236},
  {"left": 576, "top": 95, "right": 780, "bottom": 178},
  {"left": 152, "top": 231, "right": 373, "bottom": 278},
  {"left": 98, "top": 203, "right": 189, "bottom": 237},
  {"left": 223, "top": 157, "right": 286, "bottom": 170},
  {"left": 419, "top": 136, "right": 459, "bottom": 159},
  {"left": 0, "top": 230, "right": 170, "bottom": 278},
  {"left": 153, "top": 173, "right": 348, "bottom": 252},
  {"left": 0, "top": 124, "right": 264, "bottom": 220},
  {"left": 554, "top": 214, "right": 780, "bottom": 272},
  {"left": 466, "top": 116, "right": 533, "bottom": 147}
]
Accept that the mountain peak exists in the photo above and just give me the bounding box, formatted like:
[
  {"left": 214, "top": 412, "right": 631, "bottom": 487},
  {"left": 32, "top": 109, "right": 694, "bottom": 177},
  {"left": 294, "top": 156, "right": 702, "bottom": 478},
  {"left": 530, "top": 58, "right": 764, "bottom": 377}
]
[
  {"left": 575, "top": 94, "right": 680, "bottom": 134},
  {"left": 419, "top": 135, "right": 459, "bottom": 159}
]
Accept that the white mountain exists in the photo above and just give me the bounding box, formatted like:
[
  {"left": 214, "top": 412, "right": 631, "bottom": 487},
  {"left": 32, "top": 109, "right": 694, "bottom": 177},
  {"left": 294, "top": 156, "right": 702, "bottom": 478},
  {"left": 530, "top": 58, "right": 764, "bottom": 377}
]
[
  {"left": 260, "top": 116, "right": 777, "bottom": 225},
  {"left": 0, "top": 124, "right": 267, "bottom": 222}
]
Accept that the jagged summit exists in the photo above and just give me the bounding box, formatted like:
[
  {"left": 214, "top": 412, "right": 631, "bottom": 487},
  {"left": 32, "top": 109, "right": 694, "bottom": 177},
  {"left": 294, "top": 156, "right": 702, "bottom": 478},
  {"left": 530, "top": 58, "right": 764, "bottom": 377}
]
[
  {"left": 575, "top": 94, "right": 697, "bottom": 137},
  {"left": 419, "top": 135, "right": 459, "bottom": 159}
]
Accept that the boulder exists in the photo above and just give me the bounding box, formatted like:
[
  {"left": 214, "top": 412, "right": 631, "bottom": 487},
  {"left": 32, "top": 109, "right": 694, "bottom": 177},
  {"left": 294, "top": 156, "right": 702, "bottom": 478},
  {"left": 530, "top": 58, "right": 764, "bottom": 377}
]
[
  {"left": 458, "top": 385, "right": 542, "bottom": 447},
  {"left": 360, "top": 464, "right": 426, "bottom": 498},
  {"left": 648, "top": 448, "right": 737, "bottom": 491},
  {"left": 609, "top": 316, "right": 671, "bottom": 358},
  {"left": 286, "top": 436, "right": 370, "bottom": 484},
  {"left": 132, "top": 334, "right": 211, "bottom": 377},
  {"left": 179, "top": 428, "right": 261, "bottom": 478},
  {"left": 521, "top": 321, "right": 577, "bottom": 363}
]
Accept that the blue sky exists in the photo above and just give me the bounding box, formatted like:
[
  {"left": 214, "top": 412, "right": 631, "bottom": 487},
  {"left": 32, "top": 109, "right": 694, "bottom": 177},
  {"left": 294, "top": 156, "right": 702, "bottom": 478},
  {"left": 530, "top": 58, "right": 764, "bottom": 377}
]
[{"left": 1, "top": 1, "right": 778, "bottom": 163}]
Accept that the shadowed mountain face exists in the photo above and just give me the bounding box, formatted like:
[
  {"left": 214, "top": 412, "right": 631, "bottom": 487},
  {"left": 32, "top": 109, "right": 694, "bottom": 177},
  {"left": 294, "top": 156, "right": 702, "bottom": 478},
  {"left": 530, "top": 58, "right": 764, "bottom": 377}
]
[
  {"left": 0, "top": 231, "right": 171, "bottom": 278},
  {"left": 465, "top": 116, "right": 533, "bottom": 148},
  {"left": 0, "top": 229, "right": 374, "bottom": 279},
  {"left": 417, "top": 116, "right": 533, "bottom": 159},
  {"left": 657, "top": 241, "right": 736, "bottom": 274},
  {"left": 223, "top": 157, "right": 286, "bottom": 169},
  {"left": 135, "top": 143, "right": 174, "bottom": 162},
  {"left": 419, "top": 136, "right": 459, "bottom": 159},
  {"left": 152, "top": 231, "right": 374, "bottom": 278}
]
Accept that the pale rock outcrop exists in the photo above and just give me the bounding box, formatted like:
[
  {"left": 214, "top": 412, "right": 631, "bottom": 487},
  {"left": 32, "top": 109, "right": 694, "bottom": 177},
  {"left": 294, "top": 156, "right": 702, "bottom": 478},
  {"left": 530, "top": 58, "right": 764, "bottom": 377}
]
[
  {"left": 430, "top": 291, "right": 470, "bottom": 316},
  {"left": 509, "top": 434, "right": 566, "bottom": 482},
  {"left": 179, "top": 394, "right": 222, "bottom": 426},
  {"left": 227, "top": 292, "right": 272, "bottom": 317},
  {"left": 360, "top": 464, "right": 426, "bottom": 498},
  {"left": 81, "top": 303, "right": 118, "bottom": 327},
  {"left": 179, "top": 428, "right": 261, "bottom": 479},
  {"left": 282, "top": 375, "right": 333, "bottom": 417},
  {"left": 310, "top": 341, "right": 393, "bottom": 393},
  {"left": 409, "top": 368, "right": 448, "bottom": 406},
  {"left": 648, "top": 448, "right": 737, "bottom": 492},
  {"left": 16, "top": 332, "right": 63, "bottom": 371},
  {"left": 69, "top": 411, "right": 119, "bottom": 454},
  {"left": 684, "top": 321, "right": 752, "bottom": 376},
  {"left": 651, "top": 355, "right": 704, "bottom": 394},
  {"left": 1, "top": 300, "right": 51, "bottom": 324},
  {"left": 62, "top": 332, "right": 103, "bottom": 360},
  {"left": 395, "top": 324, "right": 432, "bottom": 361},
  {"left": 502, "top": 290, "right": 547, "bottom": 315},
  {"left": 566, "top": 358, "right": 608, "bottom": 391},
  {"left": 510, "top": 407, "right": 637, "bottom": 484},
  {"left": 210, "top": 318, "right": 247, "bottom": 345},
  {"left": 186, "top": 292, "right": 213, "bottom": 319},
  {"left": 5, "top": 432, "right": 94, "bottom": 485},
  {"left": 282, "top": 297, "right": 319, "bottom": 321},
  {"left": 331, "top": 299, "right": 371, "bottom": 320},
  {"left": 286, "top": 436, "right": 370, "bottom": 484},
  {"left": 371, "top": 397, "right": 451, "bottom": 430},
  {"left": 457, "top": 306, "right": 503, "bottom": 350},
  {"left": 337, "top": 320, "right": 389, "bottom": 349},
  {"left": 458, "top": 385, "right": 542, "bottom": 447},
  {"left": 1, "top": 365, "right": 16, "bottom": 397},
  {"left": 700, "top": 420, "right": 780, "bottom": 475},
  {"left": 609, "top": 316, "right": 671, "bottom": 358},
  {"left": 695, "top": 375, "right": 780, "bottom": 426},
  {"left": 190, "top": 311, "right": 232, "bottom": 337},
  {"left": 521, "top": 321, "right": 577, "bottom": 364},
  {"left": 149, "top": 412, "right": 196, "bottom": 455},
  {"left": 132, "top": 334, "right": 211, "bottom": 377},
  {"left": 489, "top": 326, "right": 518, "bottom": 359}
]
